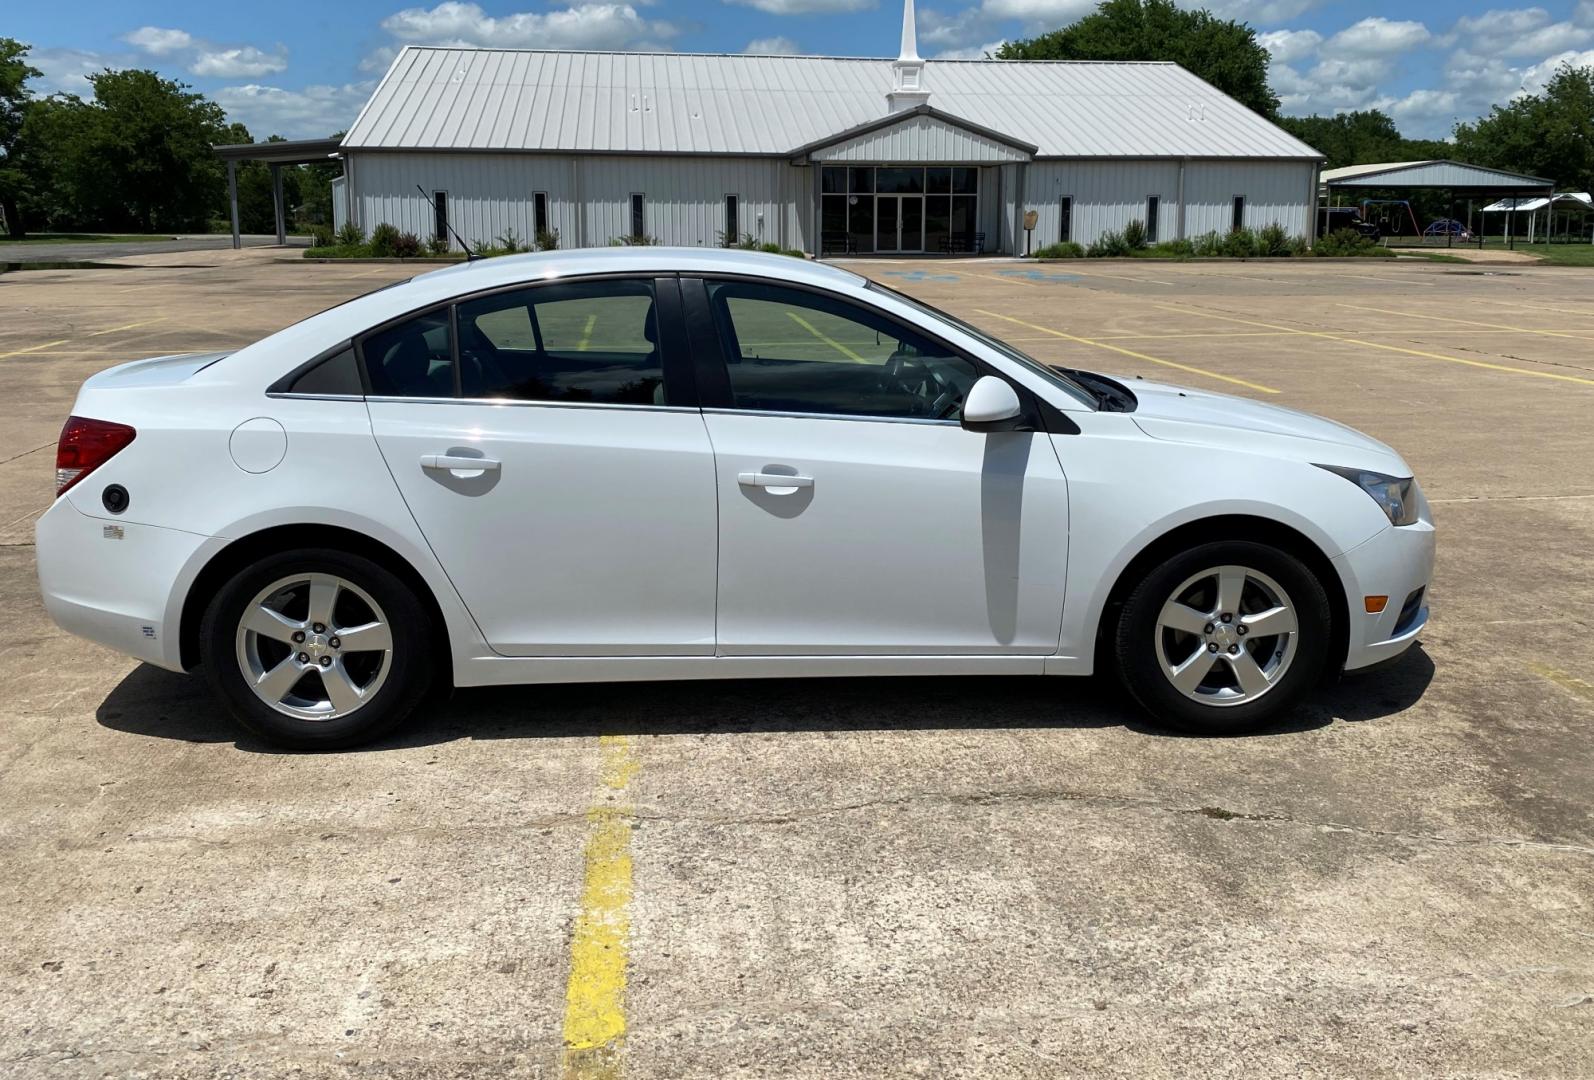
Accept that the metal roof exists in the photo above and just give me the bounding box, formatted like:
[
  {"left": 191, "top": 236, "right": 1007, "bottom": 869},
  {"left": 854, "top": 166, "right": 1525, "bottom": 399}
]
[
  {"left": 1322, "top": 159, "right": 1553, "bottom": 190},
  {"left": 213, "top": 137, "right": 342, "bottom": 164},
  {"left": 342, "top": 47, "right": 1322, "bottom": 161}
]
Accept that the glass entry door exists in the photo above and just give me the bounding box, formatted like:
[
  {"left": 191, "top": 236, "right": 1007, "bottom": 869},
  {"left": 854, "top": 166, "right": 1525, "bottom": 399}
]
[{"left": 877, "top": 195, "right": 924, "bottom": 253}]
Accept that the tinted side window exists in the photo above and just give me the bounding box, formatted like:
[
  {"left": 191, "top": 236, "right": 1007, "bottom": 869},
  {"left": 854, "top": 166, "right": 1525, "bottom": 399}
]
[
  {"left": 361, "top": 310, "right": 454, "bottom": 398},
  {"left": 287, "top": 345, "right": 363, "bottom": 395},
  {"left": 705, "top": 281, "right": 979, "bottom": 420},
  {"left": 455, "top": 279, "right": 664, "bottom": 404}
]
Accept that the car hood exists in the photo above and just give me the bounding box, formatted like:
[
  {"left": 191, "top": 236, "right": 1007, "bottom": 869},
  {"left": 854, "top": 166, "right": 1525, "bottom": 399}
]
[{"left": 1127, "top": 380, "right": 1410, "bottom": 472}]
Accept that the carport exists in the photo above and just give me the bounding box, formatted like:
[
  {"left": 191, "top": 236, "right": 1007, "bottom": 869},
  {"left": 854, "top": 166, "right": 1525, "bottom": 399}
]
[
  {"left": 211, "top": 138, "right": 343, "bottom": 249},
  {"left": 1320, "top": 159, "right": 1554, "bottom": 249}
]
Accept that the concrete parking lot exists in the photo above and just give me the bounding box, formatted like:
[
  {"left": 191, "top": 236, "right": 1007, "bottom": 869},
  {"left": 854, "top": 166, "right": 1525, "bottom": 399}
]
[{"left": 2, "top": 249, "right": 1591, "bottom": 1078}]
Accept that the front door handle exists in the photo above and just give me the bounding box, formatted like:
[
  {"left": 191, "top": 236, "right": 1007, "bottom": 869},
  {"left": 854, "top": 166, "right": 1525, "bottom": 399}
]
[
  {"left": 738, "top": 471, "right": 813, "bottom": 490},
  {"left": 421, "top": 453, "right": 501, "bottom": 473}
]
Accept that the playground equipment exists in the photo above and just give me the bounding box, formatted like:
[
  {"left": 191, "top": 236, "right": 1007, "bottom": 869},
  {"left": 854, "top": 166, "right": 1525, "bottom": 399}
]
[{"left": 1359, "top": 199, "right": 1423, "bottom": 238}]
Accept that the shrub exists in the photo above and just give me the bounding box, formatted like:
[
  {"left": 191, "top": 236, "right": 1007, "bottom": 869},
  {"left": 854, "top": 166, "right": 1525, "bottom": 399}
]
[
  {"left": 1258, "top": 222, "right": 1292, "bottom": 257},
  {"left": 427, "top": 233, "right": 450, "bottom": 256},
  {"left": 1120, "top": 218, "right": 1148, "bottom": 250},
  {"left": 1314, "top": 227, "right": 1392, "bottom": 257},
  {"left": 614, "top": 233, "right": 659, "bottom": 246},
  {"left": 335, "top": 221, "right": 364, "bottom": 247},
  {"left": 1031, "top": 241, "right": 1085, "bottom": 259},
  {"left": 1193, "top": 231, "right": 1224, "bottom": 257},
  {"left": 307, "top": 223, "right": 334, "bottom": 248},
  {"left": 1086, "top": 229, "right": 1133, "bottom": 257},
  {"left": 1221, "top": 227, "right": 1262, "bottom": 258},
  {"left": 535, "top": 227, "right": 560, "bottom": 251},
  {"left": 369, "top": 222, "right": 401, "bottom": 256},
  {"left": 1145, "top": 237, "right": 1195, "bottom": 259},
  {"left": 494, "top": 228, "right": 530, "bottom": 253},
  {"left": 391, "top": 230, "right": 422, "bottom": 258}
]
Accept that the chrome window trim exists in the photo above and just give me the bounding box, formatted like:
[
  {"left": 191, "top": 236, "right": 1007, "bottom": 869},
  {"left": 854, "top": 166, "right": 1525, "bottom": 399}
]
[
  {"left": 702, "top": 406, "right": 959, "bottom": 427},
  {"left": 363, "top": 394, "right": 700, "bottom": 414},
  {"left": 266, "top": 392, "right": 365, "bottom": 402}
]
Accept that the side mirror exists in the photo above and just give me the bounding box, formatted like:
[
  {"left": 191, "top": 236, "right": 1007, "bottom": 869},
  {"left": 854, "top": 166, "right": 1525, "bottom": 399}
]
[{"left": 960, "top": 375, "right": 1026, "bottom": 432}]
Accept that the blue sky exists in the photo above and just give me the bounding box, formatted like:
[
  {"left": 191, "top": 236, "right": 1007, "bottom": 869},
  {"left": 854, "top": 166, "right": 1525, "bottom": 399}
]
[{"left": 10, "top": 1, "right": 1594, "bottom": 139}]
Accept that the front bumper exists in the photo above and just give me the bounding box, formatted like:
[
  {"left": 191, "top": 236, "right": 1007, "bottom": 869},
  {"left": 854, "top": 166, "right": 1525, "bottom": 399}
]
[
  {"left": 35, "top": 496, "right": 223, "bottom": 672},
  {"left": 1333, "top": 518, "right": 1435, "bottom": 672}
]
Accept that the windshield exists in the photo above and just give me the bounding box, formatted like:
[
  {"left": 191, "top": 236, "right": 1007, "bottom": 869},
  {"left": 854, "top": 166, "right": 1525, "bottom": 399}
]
[{"left": 864, "top": 281, "right": 1098, "bottom": 409}]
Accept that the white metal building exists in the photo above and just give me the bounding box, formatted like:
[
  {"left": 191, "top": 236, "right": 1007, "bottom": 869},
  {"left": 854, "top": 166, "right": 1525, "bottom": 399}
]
[{"left": 336, "top": 0, "right": 1323, "bottom": 256}]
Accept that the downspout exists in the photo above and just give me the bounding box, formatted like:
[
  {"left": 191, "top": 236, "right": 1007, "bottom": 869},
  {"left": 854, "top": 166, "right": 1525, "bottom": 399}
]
[
  {"left": 1307, "top": 160, "right": 1321, "bottom": 249},
  {"left": 571, "top": 157, "right": 584, "bottom": 248},
  {"left": 1176, "top": 158, "right": 1186, "bottom": 240}
]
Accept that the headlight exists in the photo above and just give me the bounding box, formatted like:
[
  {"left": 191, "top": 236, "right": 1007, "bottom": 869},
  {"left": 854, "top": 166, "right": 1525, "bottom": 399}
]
[{"left": 1315, "top": 464, "right": 1421, "bottom": 526}]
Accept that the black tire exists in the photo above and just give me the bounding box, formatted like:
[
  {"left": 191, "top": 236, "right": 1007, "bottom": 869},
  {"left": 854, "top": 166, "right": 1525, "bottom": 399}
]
[
  {"left": 1113, "top": 540, "right": 1332, "bottom": 735},
  {"left": 199, "top": 548, "right": 435, "bottom": 749}
]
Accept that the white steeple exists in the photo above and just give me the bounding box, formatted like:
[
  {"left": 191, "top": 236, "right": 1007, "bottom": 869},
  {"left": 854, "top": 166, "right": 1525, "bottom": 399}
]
[{"left": 888, "top": 0, "right": 930, "bottom": 113}]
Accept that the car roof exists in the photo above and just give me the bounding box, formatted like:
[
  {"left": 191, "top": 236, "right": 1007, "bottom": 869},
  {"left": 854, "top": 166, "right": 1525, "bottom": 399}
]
[{"left": 415, "top": 246, "right": 866, "bottom": 293}]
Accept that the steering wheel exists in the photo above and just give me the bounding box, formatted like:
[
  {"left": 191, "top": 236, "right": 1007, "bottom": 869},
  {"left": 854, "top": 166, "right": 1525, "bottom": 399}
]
[{"left": 880, "top": 350, "right": 953, "bottom": 417}]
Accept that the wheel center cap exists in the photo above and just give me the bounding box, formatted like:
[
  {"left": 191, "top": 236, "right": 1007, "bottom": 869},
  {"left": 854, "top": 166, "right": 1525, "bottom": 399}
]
[
  {"left": 305, "top": 633, "right": 330, "bottom": 657},
  {"left": 1212, "top": 624, "right": 1235, "bottom": 646}
]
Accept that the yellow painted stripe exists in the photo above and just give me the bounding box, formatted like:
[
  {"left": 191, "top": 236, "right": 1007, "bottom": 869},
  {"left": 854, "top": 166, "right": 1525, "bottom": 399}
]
[
  {"left": 0, "top": 339, "right": 68, "bottom": 359},
  {"left": 578, "top": 314, "right": 597, "bottom": 352},
  {"left": 1150, "top": 303, "right": 1594, "bottom": 388},
  {"left": 1529, "top": 662, "right": 1594, "bottom": 703},
  {"left": 973, "top": 308, "right": 1281, "bottom": 394},
  {"left": 86, "top": 318, "right": 164, "bottom": 337},
  {"left": 562, "top": 734, "right": 639, "bottom": 1079},
  {"left": 1337, "top": 303, "right": 1581, "bottom": 340},
  {"left": 786, "top": 310, "right": 867, "bottom": 362}
]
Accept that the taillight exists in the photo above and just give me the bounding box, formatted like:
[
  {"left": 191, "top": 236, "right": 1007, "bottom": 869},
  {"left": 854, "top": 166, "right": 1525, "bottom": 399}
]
[{"left": 56, "top": 416, "right": 136, "bottom": 495}]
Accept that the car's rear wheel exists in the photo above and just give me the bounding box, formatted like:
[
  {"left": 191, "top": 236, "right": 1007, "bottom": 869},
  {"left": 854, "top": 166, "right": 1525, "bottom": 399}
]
[
  {"left": 1114, "top": 540, "right": 1331, "bottom": 734},
  {"left": 200, "top": 548, "right": 434, "bottom": 749}
]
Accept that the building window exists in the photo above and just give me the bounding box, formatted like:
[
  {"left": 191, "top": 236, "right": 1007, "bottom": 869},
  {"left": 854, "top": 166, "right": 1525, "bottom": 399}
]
[
  {"left": 1059, "top": 196, "right": 1073, "bottom": 243},
  {"left": 1232, "top": 195, "right": 1246, "bottom": 233},
  {"left": 630, "top": 193, "right": 646, "bottom": 241},
  {"left": 1146, "top": 195, "right": 1159, "bottom": 243},
  {"left": 533, "top": 192, "right": 550, "bottom": 238},
  {"left": 724, "top": 194, "right": 739, "bottom": 246},
  {"left": 817, "top": 166, "right": 978, "bottom": 256},
  {"left": 432, "top": 192, "right": 448, "bottom": 245}
]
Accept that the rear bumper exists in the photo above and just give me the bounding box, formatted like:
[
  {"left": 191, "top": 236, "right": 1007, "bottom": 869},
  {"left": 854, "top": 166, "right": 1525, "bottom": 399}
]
[
  {"left": 1333, "top": 518, "right": 1435, "bottom": 672},
  {"left": 35, "top": 497, "right": 223, "bottom": 672}
]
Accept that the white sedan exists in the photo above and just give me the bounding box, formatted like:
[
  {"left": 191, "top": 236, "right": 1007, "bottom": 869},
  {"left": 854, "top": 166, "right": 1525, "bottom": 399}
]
[{"left": 37, "top": 249, "right": 1433, "bottom": 748}]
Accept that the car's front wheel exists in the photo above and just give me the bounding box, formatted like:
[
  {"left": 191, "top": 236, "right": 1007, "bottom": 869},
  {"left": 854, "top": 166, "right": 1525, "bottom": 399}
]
[
  {"left": 199, "top": 548, "right": 435, "bottom": 749},
  {"left": 1114, "top": 540, "right": 1332, "bottom": 734}
]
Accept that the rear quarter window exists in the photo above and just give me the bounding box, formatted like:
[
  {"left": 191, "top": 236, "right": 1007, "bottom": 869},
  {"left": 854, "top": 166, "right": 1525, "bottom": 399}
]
[{"left": 285, "top": 346, "right": 363, "bottom": 396}]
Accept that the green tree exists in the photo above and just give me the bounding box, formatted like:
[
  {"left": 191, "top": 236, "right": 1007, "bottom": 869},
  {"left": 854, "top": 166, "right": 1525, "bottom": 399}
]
[
  {"left": 1453, "top": 64, "right": 1594, "bottom": 193},
  {"left": 0, "top": 37, "right": 41, "bottom": 238},
  {"left": 1274, "top": 110, "right": 1449, "bottom": 171},
  {"left": 996, "top": 0, "right": 1279, "bottom": 118},
  {"left": 21, "top": 68, "right": 231, "bottom": 232}
]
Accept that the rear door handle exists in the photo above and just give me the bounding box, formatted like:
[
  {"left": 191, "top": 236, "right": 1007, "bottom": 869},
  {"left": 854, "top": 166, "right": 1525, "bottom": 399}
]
[
  {"left": 421, "top": 453, "right": 501, "bottom": 473},
  {"left": 738, "top": 471, "right": 813, "bottom": 490}
]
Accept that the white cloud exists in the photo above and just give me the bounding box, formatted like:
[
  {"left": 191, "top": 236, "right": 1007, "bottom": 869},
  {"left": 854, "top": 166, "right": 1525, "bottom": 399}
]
[
  {"left": 381, "top": 2, "right": 680, "bottom": 50},
  {"left": 743, "top": 36, "right": 801, "bottom": 54},
  {"left": 1258, "top": 28, "right": 1321, "bottom": 64},
  {"left": 24, "top": 47, "right": 126, "bottom": 95},
  {"left": 1578, "top": 0, "right": 1594, "bottom": 26},
  {"left": 123, "top": 25, "right": 289, "bottom": 79},
  {"left": 1515, "top": 47, "right": 1594, "bottom": 94},
  {"left": 359, "top": 46, "right": 399, "bottom": 74},
  {"left": 1442, "top": 8, "right": 1593, "bottom": 58},
  {"left": 191, "top": 46, "right": 289, "bottom": 78},
  {"left": 123, "top": 27, "right": 193, "bottom": 56},
  {"left": 1370, "top": 87, "right": 1461, "bottom": 126},
  {"left": 1323, "top": 17, "right": 1431, "bottom": 58},
  {"left": 980, "top": 0, "right": 1094, "bottom": 18},
  {"left": 935, "top": 39, "right": 1007, "bottom": 59},
  {"left": 1187, "top": 0, "right": 1323, "bottom": 22},
  {"left": 213, "top": 82, "right": 373, "bottom": 140},
  {"left": 723, "top": 0, "right": 874, "bottom": 12}
]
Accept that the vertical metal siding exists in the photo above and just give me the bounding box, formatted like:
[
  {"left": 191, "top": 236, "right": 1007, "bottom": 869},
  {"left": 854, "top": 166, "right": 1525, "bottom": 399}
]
[
  {"left": 810, "top": 115, "right": 1031, "bottom": 163},
  {"left": 1024, "top": 160, "right": 1313, "bottom": 245},
  {"left": 349, "top": 151, "right": 811, "bottom": 251}
]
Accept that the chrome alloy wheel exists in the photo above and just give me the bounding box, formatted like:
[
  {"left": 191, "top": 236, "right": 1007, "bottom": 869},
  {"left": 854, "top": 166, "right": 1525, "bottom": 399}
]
[
  {"left": 234, "top": 573, "right": 393, "bottom": 720},
  {"left": 1154, "top": 564, "right": 1298, "bottom": 707}
]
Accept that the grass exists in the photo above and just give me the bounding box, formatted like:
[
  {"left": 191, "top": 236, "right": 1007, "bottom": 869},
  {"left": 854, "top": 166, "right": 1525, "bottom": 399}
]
[{"left": 1390, "top": 238, "right": 1594, "bottom": 266}]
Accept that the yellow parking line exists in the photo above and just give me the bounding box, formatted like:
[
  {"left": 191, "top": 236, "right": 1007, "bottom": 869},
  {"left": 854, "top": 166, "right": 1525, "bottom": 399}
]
[
  {"left": 87, "top": 318, "right": 164, "bottom": 337},
  {"left": 0, "top": 339, "right": 68, "bottom": 359},
  {"left": 562, "top": 734, "right": 639, "bottom": 1079},
  {"left": 1336, "top": 304, "right": 1581, "bottom": 340},
  {"left": 1150, "top": 303, "right": 1594, "bottom": 388},
  {"left": 577, "top": 314, "right": 597, "bottom": 352},
  {"left": 974, "top": 308, "right": 1280, "bottom": 394},
  {"left": 1529, "top": 662, "right": 1594, "bottom": 703},
  {"left": 786, "top": 310, "right": 867, "bottom": 362}
]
